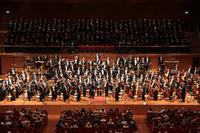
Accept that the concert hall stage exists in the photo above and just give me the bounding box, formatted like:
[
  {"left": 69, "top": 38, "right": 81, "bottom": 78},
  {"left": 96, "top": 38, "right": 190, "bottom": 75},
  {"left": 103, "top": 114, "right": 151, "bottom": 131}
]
[
  {"left": 0, "top": 98, "right": 199, "bottom": 115},
  {"left": 0, "top": 52, "right": 199, "bottom": 118}
]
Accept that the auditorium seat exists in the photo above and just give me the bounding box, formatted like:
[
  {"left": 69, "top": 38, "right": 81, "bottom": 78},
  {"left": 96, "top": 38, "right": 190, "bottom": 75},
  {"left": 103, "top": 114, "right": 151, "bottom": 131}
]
[
  {"left": 0, "top": 108, "right": 48, "bottom": 133},
  {"left": 146, "top": 108, "right": 200, "bottom": 133},
  {"left": 56, "top": 108, "right": 137, "bottom": 133}
]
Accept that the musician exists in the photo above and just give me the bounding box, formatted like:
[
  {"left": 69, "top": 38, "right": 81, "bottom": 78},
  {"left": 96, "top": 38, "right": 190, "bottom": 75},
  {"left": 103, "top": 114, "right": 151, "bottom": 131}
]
[
  {"left": 76, "top": 85, "right": 81, "bottom": 101},
  {"left": 115, "top": 83, "right": 120, "bottom": 101},
  {"left": 142, "top": 87, "right": 146, "bottom": 100},
  {"left": 169, "top": 85, "right": 174, "bottom": 100},
  {"left": 153, "top": 87, "right": 158, "bottom": 101},
  {"left": 106, "top": 57, "right": 110, "bottom": 66},
  {"left": 168, "top": 76, "right": 175, "bottom": 100},
  {"left": 14, "top": 84, "right": 19, "bottom": 99},
  {"left": 79, "top": 82, "right": 86, "bottom": 98},
  {"left": 8, "top": 76, "right": 13, "bottom": 85},
  {"left": 30, "top": 81, "right": 36, "bottom": 96},
  {"left": 51, "top": 85, "right": 57, "bottom": 101},
  {"left": 181, "top": 83, "right": 186, "bottom": 102},
  {"left": 0, "top": 82, "right": 6, "bottom": 101},
  {"left": 142, "top": 82, "right": 148, "bottom": 100},
  {"left": 105, "top": 81, "right": 109, "bottom": 97},
  {"left": 159, "top": 63, "right": 165, "bottom": 74},
  {"left": 10, "top": 68, "right": 16, "bottom": 76},
  {"left": 89, "top": 82, "right": 95, "bottom": 99},
  {"left": 144, "top": 56, "right": 150, "bottom": 70},
  {"left": 27, "top": 85, "right": 33, "bottom": 101},
  {"left": 39, "top": 83, "right": 45, "bottom": 102},
  {"left": 131, "top": 83, "right": 136, "bottom": 99},
  {"left": 0, "top": 83, "right": 5, "bottom": 101},
  {"left": 9, "top": 85, "right": 16, "bottom": 101},
  {"left": 158, "top": 56, "right": 164, "bottom": 65},
  {"left": 96, "top": 53, "right": 100, "bottom": 63},
  {"left": 21, "top": 70, "right": 27, "bottom": 83},
  {"left": 62, "top": 83, "right": 69, "bottom": 102},
  {"left": 1, "top": 82, "right": 7, "bottom": 101}
]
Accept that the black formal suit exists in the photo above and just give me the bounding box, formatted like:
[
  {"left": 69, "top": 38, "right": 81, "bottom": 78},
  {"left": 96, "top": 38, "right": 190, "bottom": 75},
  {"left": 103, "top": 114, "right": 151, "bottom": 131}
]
[
  {"left": 115, "top": 85, "right": 120, "bottom": 101},
  {"left": 62, "top": 85, "right": 68, "bottom": 102},
  {"left": 76, "top": 86, "right": 81, "bottom": 101},
  {"left": 105, "top": 83, "right": 109, "bottom": 97},
  {"left": 181, "top": 85, "right": 186, "bottom": 102},
  {"left": 153, "top": 89, "right": 158, "bottom": 101}
]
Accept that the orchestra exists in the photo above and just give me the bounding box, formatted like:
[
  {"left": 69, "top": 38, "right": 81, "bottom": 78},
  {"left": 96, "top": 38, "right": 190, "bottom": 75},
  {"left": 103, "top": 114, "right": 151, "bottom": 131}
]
[{"left": 0, "top": 54, "right": 199, "bottom": 103}]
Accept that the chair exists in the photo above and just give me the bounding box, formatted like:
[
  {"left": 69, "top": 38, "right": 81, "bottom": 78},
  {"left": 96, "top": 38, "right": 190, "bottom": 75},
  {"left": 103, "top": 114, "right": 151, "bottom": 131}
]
[
  {"left": 74, "top": 93, "right": 77, "bottom": 101},
  {"left": 48, "top": 93, "right": 52, "bottom": 101},
  {"left": 59, "top": 93, "right": 63, "bottom": 100},
  {"left": 134, "top": 95, "right": 137, "bottom": 100},
  {"left": 35, "top": 95, "right": 40, "bottom": 102},
  {"left": 7, "top": 94, "right": 12, "bottom": 101}
]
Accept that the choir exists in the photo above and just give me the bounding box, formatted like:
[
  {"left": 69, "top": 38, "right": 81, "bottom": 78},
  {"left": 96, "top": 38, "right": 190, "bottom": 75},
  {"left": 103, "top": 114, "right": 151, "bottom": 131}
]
[{"left": 5, "top": 18, "right": 190, "bottom": 47}]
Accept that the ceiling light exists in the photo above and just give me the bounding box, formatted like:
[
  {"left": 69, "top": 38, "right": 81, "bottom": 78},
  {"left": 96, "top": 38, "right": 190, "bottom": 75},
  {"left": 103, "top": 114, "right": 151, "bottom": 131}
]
[{"left": 5, "top": 10, "right": 10, "bottom": 14}]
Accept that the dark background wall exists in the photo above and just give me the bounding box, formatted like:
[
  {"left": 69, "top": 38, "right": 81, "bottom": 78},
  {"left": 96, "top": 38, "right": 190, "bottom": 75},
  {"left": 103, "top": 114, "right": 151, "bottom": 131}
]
[
  {"left": 0, "top": 0, "right": 198, "bottom": 34},
  {"left": 0, "top": 0, "right": 197, "bottom": 25}
]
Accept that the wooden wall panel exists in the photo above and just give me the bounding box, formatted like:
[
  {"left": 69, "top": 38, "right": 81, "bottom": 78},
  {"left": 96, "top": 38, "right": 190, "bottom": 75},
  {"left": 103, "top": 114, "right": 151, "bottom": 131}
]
[{"left": 0, "top": 53, "right": 196, "bottom": 75}]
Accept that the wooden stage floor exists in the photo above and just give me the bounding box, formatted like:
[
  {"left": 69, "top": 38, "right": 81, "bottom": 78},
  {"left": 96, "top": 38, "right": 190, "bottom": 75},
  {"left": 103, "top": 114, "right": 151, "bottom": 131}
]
[{"left": 0, "top": 96, "right": 199, "bottom": 115}]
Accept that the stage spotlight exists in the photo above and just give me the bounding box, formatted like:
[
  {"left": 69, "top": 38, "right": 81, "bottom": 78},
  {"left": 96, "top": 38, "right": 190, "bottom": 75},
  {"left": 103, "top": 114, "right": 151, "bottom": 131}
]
[
  {"left": 5, "top": 10, "right": 11, "bottom": 14},
  {"left": 184, "top": 10, "right": 189, "bottom": 15}
]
